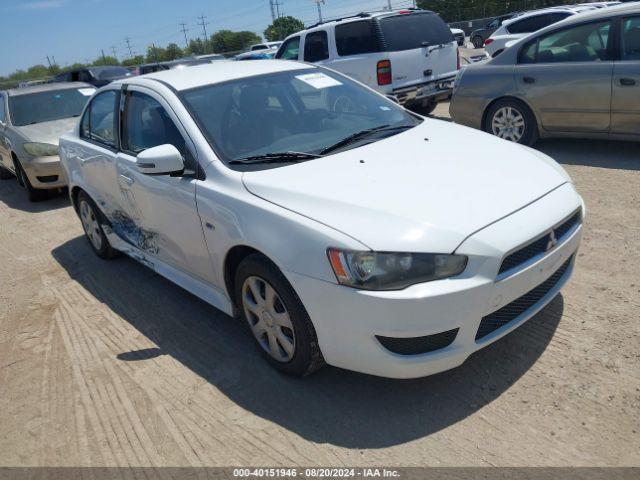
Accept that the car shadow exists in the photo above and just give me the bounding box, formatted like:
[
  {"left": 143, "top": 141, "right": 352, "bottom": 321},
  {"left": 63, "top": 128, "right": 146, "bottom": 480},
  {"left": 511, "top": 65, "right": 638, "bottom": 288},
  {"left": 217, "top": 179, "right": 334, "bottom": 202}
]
[
  {"left": 52, "top": 236, "right": 563, "bottom": 449},
  {"left": 0, "top": 178, "right": 70, "bottom": 212},
  {"left": 535, "top": 138, "right": 640, "bottom": 171}
]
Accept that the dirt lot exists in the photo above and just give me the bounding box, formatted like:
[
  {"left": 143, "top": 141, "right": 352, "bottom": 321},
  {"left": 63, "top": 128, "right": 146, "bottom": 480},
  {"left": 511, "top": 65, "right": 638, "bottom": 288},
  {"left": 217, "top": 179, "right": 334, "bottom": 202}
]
[{"left": 0, "top": 108, "right": 639, "bottom": 467}]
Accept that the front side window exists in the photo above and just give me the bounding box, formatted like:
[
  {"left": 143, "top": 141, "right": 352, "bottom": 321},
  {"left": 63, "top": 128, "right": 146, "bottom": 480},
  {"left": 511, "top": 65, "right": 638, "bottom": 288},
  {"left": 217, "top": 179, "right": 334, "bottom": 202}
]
[
  {"left": 525, "top": 21, "right": 612, "bottom": 64},
  {"left": 276, "top": 37, "right": 300, "bottom": 60},
  {"left": 80, "top": 90, "right": 117, "bottom": 147},
  {"left": 335, "top": 21, "right": 379, "bottom": 56},
  {"left": 379, "top": 13, "right": 454, "bottom": 51},
  {"left": 9, "top": 87, "right": 95, "bottom": 127},
  {"left": 621, "top": 17, "right": 640, "bottom": 60},
  {"left": 180, "top": 68, "right": 421, "bottom": 169},
  {"left": 304, "top": 31, "right": 329, "bottom": 62}
]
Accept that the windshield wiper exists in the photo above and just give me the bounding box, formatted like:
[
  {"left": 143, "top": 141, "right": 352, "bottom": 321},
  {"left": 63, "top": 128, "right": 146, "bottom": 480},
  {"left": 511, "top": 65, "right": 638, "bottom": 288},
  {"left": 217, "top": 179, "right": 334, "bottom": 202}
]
[
  {"left": 320, "top": 124, "right": 414, "bottom": 155},
  {"left": 228, "top": 151, "right": 322, "bottom": 165}
]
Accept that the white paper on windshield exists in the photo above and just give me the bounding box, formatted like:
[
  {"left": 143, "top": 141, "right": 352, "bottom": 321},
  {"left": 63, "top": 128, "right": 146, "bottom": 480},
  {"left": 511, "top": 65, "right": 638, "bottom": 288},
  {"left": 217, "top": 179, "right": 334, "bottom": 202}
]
[
  {"left": 296, "top": 73, "right": 342, "bottom": 89},
  {"left": 78, "top": 88, "right": 96, "bottom": 96}
]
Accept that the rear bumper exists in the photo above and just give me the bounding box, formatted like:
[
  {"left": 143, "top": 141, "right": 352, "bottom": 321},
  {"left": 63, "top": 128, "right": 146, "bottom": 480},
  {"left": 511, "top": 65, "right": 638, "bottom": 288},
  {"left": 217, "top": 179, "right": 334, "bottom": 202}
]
[
  {"left": 287, "top": 183, "right": 583, "bottom": 379},
  {"left": 391, "top": 76, "right": 456, "bottom": 105},
  {"left": 21, "top": 155, "right": 67, "bottom": 189}
]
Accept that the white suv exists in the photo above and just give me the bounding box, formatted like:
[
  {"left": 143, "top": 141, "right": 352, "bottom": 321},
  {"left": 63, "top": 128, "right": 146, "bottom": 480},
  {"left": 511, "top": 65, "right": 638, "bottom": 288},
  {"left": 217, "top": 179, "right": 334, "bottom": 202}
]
[{"left": 276, "top": 9, "right": 459, "bottom": 115}]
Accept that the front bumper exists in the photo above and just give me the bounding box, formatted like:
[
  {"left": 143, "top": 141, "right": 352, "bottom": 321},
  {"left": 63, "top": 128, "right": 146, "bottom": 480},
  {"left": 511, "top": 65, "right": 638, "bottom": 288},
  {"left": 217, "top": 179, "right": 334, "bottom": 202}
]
[
  {"left": 391, "top": 76, "right": 456, "bottom": 105},
  {"left": 287, "top": 183, "right": 583, "bottom": 379},
  {"left": 20, "top": 155, "right": 67, "bottom": 189}
]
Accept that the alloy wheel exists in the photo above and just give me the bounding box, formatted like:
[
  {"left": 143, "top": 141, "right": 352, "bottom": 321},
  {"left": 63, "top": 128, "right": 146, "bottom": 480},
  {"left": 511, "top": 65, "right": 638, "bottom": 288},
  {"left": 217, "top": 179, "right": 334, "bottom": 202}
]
[
  {"left": 242, "top": 275, "right": 296, "bottom": 362},
  {"left": 491, "top": 106, "right": 525, "bottom": 142},
  {"left": 79, "top": 200, "right": 103, "bottom": 251}
]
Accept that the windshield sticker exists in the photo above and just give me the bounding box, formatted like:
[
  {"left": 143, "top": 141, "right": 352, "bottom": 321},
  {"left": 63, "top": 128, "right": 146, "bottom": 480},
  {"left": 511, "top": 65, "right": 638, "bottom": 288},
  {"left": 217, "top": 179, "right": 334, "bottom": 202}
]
[
  {"left": 78, "top": 88, "right": 96, "bottom": 96},
  {"left": 295, "top": 73, "right": 342, "bottom": 89}
]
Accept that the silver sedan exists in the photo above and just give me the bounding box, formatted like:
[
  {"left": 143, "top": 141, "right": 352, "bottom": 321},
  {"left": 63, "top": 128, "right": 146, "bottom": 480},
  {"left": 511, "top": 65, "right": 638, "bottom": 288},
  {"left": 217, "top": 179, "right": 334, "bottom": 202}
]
[
  {"left": 450, "top": 3, "right": 640, "bottom": 145},
  {"left": 0, "top": 82, "right": 95, "bottom": 200}
]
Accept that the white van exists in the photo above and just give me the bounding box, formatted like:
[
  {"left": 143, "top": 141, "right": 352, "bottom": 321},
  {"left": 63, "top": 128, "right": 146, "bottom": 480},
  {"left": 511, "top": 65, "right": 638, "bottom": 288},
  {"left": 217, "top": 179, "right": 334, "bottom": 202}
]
[{"left": 275, "top": 9, "right": 459, "bottom": 114}]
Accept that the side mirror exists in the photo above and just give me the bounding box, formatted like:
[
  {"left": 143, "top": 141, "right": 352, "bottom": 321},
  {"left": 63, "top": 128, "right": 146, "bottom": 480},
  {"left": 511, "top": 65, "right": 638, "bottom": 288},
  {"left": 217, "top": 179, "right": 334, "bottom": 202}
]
[{"left": 136, "top": 144, "right": 184, "bottom": 175}]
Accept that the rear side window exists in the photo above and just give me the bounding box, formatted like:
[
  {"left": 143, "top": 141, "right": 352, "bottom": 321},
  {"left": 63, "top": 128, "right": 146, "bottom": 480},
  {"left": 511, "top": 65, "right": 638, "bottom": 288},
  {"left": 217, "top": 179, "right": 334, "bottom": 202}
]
[
  {"left": 621, "top": 17, "right": 640, "bottom": 60},
  {"left": 335, "top": 20, "right": 379, "bottom": 56},
  {"left": 507, "top": 12, "right": 571, "bottom": 34},
  {"left": 277, "top": 37, "right": 300, "bottom": 60},
  {"left": 81, "top": 90, "right": 117, "bottom": 147},
  {"left": 304, "top": 31, "right": 329, "bottom": 62},
  {"left": 379, "top": 13, "right": 454, "bottom": 51}
]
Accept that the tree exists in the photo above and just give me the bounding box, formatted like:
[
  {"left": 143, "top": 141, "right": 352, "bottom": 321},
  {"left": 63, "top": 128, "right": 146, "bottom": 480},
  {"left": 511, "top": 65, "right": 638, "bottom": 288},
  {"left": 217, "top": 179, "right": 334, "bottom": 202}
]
[
  {"left": 163, "top": 43, "right": 184, "bottom": 61},
  {"left": 121, "top": 55, "right": 145, "bottom": 67},
  {"left": 264, "top": 16, "right": 305, "bottom": 41},
  {"left": 185, "top": 38, "right": 207, "bottom": 55},
  {"left": 210, "top": 30, "right": 261, "bottom": 54},
  {"left": 92, "top": 55, "right": 119, "bottom": 66}
]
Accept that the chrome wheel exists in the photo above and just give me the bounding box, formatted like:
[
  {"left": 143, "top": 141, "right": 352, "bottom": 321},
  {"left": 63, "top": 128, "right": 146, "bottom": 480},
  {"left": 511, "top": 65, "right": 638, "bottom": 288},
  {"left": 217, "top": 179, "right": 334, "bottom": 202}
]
[
  {"left": 79, "top": 200, "right": 103, "bottom": 251},
  {"left": 242, "top": 276, "right": 295, "bottom": 362},
  {"left": 491, "top": 106, "right": 525, "bottom": 142}
]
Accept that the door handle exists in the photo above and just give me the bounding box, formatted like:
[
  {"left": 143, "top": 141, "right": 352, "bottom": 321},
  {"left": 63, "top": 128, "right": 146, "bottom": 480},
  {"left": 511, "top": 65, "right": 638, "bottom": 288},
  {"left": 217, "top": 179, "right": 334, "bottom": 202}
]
[
  {"left": 119, "top": 173, "right": 134, "bottom": 185},
  {"left": 619, "top": 77, "right": 637, "bottom": 87},
  {"left": 523, "top": 76, "right": 535, "bottom": 84}
]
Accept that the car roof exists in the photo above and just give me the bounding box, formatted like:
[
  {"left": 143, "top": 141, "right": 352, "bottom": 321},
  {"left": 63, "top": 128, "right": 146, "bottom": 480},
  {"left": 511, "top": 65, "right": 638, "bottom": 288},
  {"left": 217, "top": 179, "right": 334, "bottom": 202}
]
[
  {"left": 502, "top": 7, "right": 578, "bottom": 25},
  {"left": 115, "top": 59, "right": 316, "bottom": 92},
  {"left": 5, "top": 81, "right": 94, "bottom": 97},
  {"left": 536, "top": 1, "right": 639, "bottom": 27}
]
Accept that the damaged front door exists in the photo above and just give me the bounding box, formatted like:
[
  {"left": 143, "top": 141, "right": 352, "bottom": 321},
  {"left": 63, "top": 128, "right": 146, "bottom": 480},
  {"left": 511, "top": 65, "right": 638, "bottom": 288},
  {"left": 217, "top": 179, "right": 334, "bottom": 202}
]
[{"left": 115, "top": 87, "right": 214, "bottom": 285}]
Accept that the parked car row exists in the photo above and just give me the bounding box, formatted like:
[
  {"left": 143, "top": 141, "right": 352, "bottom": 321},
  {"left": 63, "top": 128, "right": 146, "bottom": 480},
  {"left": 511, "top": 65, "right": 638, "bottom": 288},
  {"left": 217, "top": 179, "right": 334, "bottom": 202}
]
[{"left": 4, "top": 5, "right": 638, "bottom": 380}]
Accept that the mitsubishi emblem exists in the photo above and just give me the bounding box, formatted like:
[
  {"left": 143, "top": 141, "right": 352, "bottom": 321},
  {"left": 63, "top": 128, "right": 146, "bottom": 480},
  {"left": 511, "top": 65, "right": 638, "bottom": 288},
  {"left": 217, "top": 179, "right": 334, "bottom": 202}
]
[{"left": 546, "top": 231, "right": 558, "bottom": 251}]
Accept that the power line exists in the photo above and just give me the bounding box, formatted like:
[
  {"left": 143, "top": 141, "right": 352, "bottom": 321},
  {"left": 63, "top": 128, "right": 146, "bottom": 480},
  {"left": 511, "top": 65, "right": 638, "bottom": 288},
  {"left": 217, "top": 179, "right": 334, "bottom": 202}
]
[
  {"left": 124, "top": 37, "right": 134, "bottom": 58},
  {"left": 197, "top": 14, "right": 210, "bottom": 41},
  {"left": 179, "top": 22, "right": 190, "bottom": 48}
]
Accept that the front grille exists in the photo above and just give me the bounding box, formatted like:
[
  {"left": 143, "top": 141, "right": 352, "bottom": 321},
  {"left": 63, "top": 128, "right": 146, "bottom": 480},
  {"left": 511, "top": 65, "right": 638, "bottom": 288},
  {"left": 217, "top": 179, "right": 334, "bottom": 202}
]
[
  {"left": 376, "top": 328, "right": 458, "bottom": 356},
  {"left": 476, "top": 255, "right": 573, "bottom": 341},
  {"left": 499, "top": 210, "right": 581, "bottom": 275}
]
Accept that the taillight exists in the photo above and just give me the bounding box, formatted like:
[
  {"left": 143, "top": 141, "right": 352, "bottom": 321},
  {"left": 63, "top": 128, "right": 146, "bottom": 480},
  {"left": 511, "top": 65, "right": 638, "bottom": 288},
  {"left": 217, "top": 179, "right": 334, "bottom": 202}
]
[
  {"left": 377, "top": 60, "right": 392, "bottom": 86},
  {"left": 484, "top": 38, "right": 494, "bottom": 46}
]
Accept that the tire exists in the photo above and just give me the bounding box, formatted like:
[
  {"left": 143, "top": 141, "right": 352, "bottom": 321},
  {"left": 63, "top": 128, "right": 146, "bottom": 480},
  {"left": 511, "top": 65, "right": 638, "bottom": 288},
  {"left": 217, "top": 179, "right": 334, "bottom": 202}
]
[
  {"left": 0, "top": 165, "right": 13, "bottom": 180},
  {"left": 235, "top": 253, "right": 324, "bottom": 377},
  {"left": 408, "top": 99, "right": 438, "bottom": 116},
  {"left": 484, "top": 98, "right": 539, "bottom": 146},
  {"left": 14, "top": 158, "right": 46, "bottom": 202},
  {"left": 472, "top": 36, "right": 484, "bottom": 49},
  {"left": 77, "top": 191, "right": 119, "bottom": 259}
]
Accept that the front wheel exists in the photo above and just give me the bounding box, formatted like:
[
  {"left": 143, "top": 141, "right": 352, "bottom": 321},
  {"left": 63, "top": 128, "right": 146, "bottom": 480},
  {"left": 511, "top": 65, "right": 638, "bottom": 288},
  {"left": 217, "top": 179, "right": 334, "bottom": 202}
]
[
  {"left": 14, "top": 158, "right": 45, "bottom": 202},
  {"left": 77, "top": 191, "right": 119, "bottom": 259},
  {"left": 235, "top": 253, "right": 324, "bottom": 376},
  {"left": 408, "top": 99, "right": 438, "bottom": 116},
  {"left": 485, "top": 99, "right": 538, "bottom": 146}
]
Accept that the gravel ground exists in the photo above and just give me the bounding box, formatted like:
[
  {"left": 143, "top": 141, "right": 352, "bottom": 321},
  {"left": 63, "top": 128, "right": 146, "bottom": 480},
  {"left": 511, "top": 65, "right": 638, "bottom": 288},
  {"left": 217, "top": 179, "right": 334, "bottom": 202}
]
[{"left": 0, "top": 108, "right": 638, "bottom": 467}]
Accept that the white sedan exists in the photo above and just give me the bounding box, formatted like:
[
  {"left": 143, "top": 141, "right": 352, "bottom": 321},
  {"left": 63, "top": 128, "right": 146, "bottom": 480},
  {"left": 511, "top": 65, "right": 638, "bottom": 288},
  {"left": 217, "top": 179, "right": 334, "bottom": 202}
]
[{"left": 59, "top": 61, "right": 584, "bottom": 379}]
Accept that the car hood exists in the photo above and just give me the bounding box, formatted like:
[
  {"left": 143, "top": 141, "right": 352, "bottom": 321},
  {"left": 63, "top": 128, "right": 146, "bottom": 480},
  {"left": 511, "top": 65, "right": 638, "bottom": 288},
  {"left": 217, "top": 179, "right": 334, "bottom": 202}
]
[
  {"left": 15, "top": 117, "right": 78, "bottom": 145},
  {"left": 242, "top": 120, "right": 569, "bottom": 252}
]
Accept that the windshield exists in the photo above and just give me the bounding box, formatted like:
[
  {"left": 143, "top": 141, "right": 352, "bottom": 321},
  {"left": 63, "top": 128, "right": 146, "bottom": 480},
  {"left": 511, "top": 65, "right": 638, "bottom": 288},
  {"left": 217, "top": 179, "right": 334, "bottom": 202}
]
[
  {"left": 380, "top": 12, "right": 454, "bottom": 51},
  {"left": 9, "top": 87, "right": 95, "bottom": 126},
  {"left": 181, "top": 69, "right": 421, "bottom": 169},
  {"left": 91, "top": 67, "right": 130, "bottom": 80}
]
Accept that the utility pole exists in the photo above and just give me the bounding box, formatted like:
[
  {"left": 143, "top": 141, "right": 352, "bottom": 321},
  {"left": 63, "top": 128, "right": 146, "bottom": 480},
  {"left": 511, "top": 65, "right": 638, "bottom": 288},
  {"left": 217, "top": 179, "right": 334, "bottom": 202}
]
[
  {"left": 314, "top": 0, "right": 324, "bottom": 23},
  {"left": 111, "top": 46, "right": 118, "bottom": 60},
  {"left": 46, "top": 56, "right": 52, "bottom": 68},
  {"left": 387, "top": 0, "right": 392, "bottom": 11},
  {"left": 197, "top": 14, "right": 209, "bottom": 41},
  {"left": 125, "top": 37, "right": 134, "bottom": 58},
  {"left": 101, "top": 49, "right": 107, "bottom": 62},
  {"left": 179, "top": 22, "right": 190, "bottom": 48},
  {"left": 269, "top": 0, "right": 276, "bottom": 21}
]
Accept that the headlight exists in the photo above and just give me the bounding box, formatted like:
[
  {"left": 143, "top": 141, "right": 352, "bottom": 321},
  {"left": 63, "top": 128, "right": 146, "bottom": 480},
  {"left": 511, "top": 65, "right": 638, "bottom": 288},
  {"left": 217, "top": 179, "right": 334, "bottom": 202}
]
[
  {"left": 23, "top": 142, "right": 59, "bottom": 157},
  {"left": 327, "top": 249, "right": 467, "bottom": 290}
]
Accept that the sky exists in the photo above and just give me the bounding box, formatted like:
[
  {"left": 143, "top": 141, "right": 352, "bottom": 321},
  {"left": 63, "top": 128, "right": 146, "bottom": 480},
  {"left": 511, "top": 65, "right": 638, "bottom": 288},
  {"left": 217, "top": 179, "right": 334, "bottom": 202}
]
[{"left": 0, "top": 0, "right": 416, "bottom": 76}]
